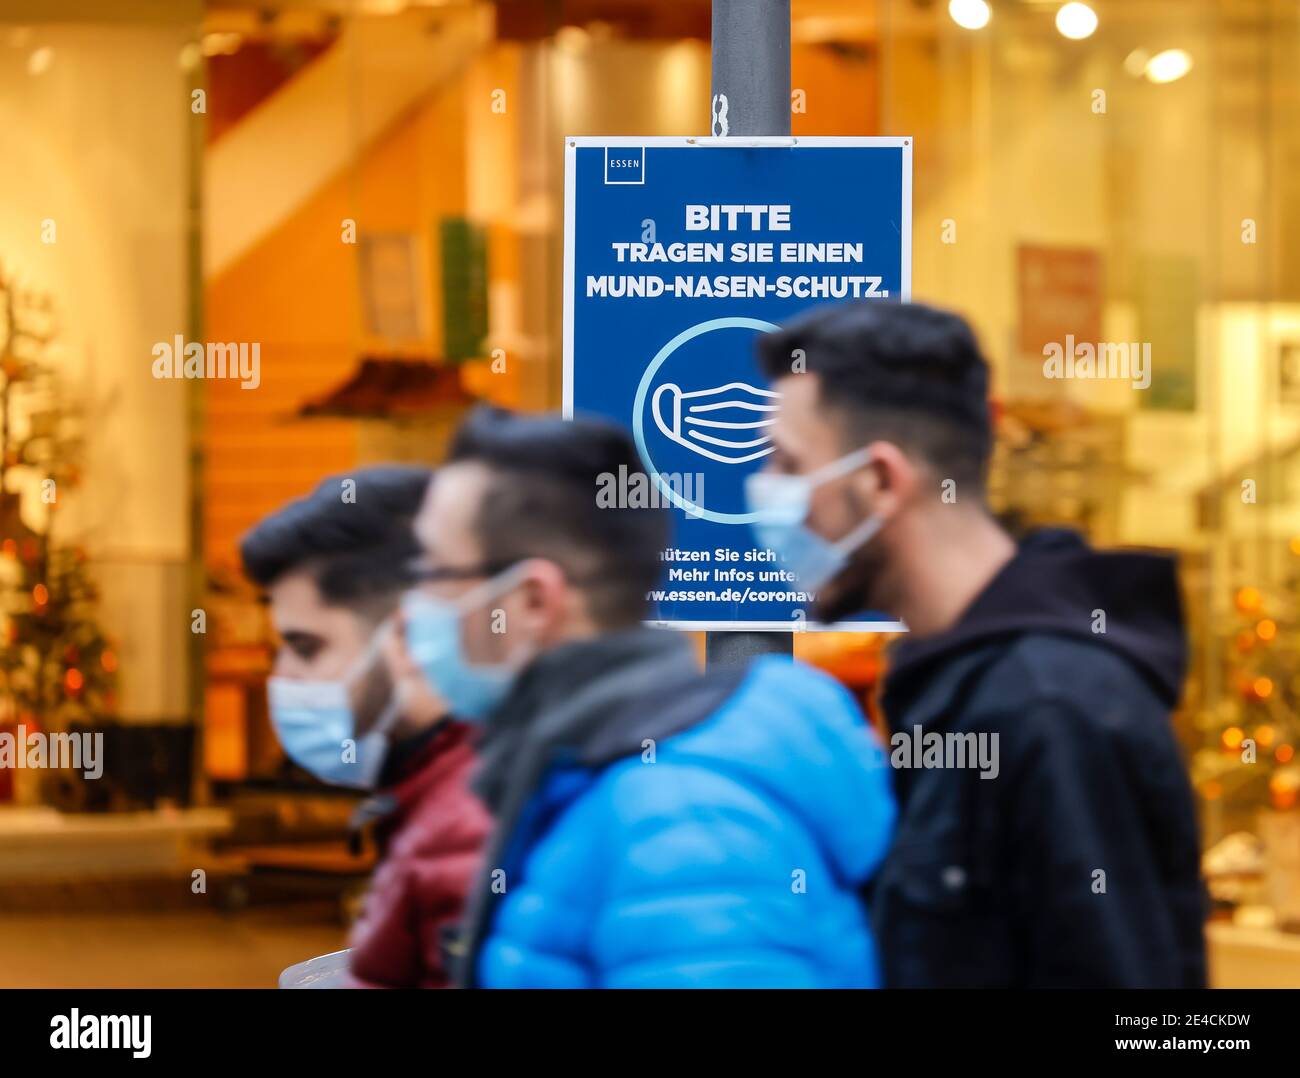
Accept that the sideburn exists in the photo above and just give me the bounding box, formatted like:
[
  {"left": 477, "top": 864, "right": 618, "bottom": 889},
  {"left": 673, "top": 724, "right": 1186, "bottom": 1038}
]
[{"left": 351, "top": 652, "right": 395, "bottom": 736}]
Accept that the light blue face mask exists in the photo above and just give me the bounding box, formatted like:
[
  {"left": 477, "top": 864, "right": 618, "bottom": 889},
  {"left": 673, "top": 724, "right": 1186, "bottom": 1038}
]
[
  {"left": 401, "top": 564, "right": 531, "bottom": 724},
  {"left": 744, "top": 447, "right": 884, "bottom": 594},
  {"left": 267, "top": 625, "right": 400, "bottom": 790}
]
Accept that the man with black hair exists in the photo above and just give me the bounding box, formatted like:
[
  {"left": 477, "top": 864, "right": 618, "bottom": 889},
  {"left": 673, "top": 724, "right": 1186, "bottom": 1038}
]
[
  {"left": 241, "top": 466, "right": 489, "bottom": 988},
  {"left": 747, "top": 299, "right": 1206, "bottom": 987},
  {"left": 402, "top": 406, "right": 896, "bottom": 988}
]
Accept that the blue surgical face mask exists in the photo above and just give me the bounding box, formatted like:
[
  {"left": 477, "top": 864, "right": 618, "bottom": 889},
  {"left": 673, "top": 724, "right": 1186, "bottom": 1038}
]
[
  {"left": 267, "top": 625, "right": 400, "bottom": 790},
  {"left": 744, "top": 447, "right": 884, "bottom": 595},
  {"left": 401, "top": 564, "right": 531, "bottom": 724}
]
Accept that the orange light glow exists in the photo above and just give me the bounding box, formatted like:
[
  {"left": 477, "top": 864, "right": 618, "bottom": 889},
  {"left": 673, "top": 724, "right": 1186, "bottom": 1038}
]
[
  {"left": 1257, "top": 619, "right": 1277, "bottom": 641},
  {"left": 64, "top": 668, "right": 84, "bottom": 693},
  {"left": 1277, "top": 744, "right": 1296, "bottom": 764},
  {"left": 1202, "top": 781, "right": 1223, "bottom": 801},
  {"left": 1253, "top": 677, "right": 1274, "bottom": 699},
  {"left": 1236, "top": 586, "right": 1263, "bottom": 613},
  {"left": 1222, "top": 726, "right": 1245, "bottom": 751},
  {"left": 1256, "top": 725, "right": 1276, "bottom": 748},
  {"left": 101, "top": 650, "right": 118, "bottom": 673},
  {"left": 1269, "top": 772, "right": 1299, "bottom": 810},
  {"left": 32, "top": 584, "right": 48, "bottom": 606}
]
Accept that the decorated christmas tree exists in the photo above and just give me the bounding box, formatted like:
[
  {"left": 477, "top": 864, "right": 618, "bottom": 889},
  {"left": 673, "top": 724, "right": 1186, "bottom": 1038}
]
[
  {"left": 1192, "top": 577, "right": 1300, "bottom": 823},
  {"left": 0, "top": 267, "right": 116, "bottom": 804}
]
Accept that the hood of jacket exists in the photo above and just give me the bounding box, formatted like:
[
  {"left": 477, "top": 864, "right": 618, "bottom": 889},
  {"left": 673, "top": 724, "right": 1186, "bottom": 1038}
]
[{"left": 883, "top": 528, "right": 1187, "bottom": 721}]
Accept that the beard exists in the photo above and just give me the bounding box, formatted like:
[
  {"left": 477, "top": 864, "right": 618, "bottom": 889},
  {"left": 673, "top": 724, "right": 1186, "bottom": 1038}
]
[
  {"left": 350, "top": 654, "right": 396, "bottom": 737},
  {"left": 812, "top": 541, "right": 889, "bottom": 625}
]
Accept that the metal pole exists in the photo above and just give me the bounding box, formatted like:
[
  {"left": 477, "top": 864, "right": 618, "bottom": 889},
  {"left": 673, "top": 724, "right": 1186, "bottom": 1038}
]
[
  {"left": 710, "top": 0, "right": 792, "bottom": 137},
  {"left": 706, "top": 0, "right": 794, "bottom": 667}
]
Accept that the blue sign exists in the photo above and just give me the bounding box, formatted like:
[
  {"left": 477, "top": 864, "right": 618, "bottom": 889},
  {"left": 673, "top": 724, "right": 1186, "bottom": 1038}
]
[{"left": 564, "top": 137, "right": 911, "bottom": 631}]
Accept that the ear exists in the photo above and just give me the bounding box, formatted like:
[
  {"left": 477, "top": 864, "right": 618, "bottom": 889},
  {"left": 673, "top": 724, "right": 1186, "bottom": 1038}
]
[
  {"left": 850, "top": 441, "right": 917, "bottom": 520},
  {"left": 513, "top": 559, "right": 573, "bottom": 641}
]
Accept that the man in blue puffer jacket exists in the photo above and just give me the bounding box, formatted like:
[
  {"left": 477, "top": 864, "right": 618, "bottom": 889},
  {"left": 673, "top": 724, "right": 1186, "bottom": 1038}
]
[{"left": 400, "top": 407, "right": 896, "bottom": 988}]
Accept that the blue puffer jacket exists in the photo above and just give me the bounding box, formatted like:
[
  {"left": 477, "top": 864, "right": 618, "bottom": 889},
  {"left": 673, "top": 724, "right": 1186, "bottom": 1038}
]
[{"left": 476, "top": 656, "right": 896, "bottom": 988}]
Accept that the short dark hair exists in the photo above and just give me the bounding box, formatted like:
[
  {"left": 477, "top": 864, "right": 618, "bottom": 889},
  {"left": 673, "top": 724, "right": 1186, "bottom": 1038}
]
[
  {"left": 446, "top": 407, "right": 670, "bottom": 627},
  {"left": 756, "top": 300, "right": 993, "bottom": 489},
  {"left": 240, "top": 465, "right": 432, "bottom": 612}
]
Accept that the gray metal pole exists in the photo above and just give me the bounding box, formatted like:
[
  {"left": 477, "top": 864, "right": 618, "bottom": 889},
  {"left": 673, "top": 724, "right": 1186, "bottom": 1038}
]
[
  {"left": 706, "top": 0, "right": 794, "bottom": 667},
  {"left": 710, "top": 0, "right": 792, "bottom": 137}
]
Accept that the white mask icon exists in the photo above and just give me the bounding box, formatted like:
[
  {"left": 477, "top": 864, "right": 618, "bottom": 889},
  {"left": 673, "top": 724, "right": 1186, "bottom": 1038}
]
[{"left": 651, "top": 380, "right": 780, "bottom": 465}]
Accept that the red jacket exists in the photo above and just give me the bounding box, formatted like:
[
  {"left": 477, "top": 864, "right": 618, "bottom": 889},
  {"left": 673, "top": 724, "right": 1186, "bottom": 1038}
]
[{"left": 347, "top": 720, "right": 490, "bottom": 988}]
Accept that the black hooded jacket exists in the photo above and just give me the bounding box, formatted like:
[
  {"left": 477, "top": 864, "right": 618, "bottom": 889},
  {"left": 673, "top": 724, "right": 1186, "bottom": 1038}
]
[{"left": 872, "top": 529, "right": 1207, "bottom": 988}]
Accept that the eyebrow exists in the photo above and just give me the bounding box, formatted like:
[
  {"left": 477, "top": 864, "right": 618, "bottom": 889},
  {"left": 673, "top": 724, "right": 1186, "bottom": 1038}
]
[{"left": 278, "top": 629, "right": 325, "bottom": 646}]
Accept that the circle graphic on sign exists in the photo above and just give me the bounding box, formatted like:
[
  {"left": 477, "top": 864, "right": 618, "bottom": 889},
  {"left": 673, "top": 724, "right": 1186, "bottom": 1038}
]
[{"left": 633, "top": 316, "right": 780, "bottom": 525}]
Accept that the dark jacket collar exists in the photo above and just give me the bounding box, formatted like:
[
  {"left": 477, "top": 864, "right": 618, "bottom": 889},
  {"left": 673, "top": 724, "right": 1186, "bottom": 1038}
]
[
  {"left": 349, "top": 719, "right": 459, "bottom": 847},
  {"left": 883, "top": 528, "right": 1187, "bottom": 721},
  {"left": 377, "top": 720, "right": 445, "bottom": 790}
]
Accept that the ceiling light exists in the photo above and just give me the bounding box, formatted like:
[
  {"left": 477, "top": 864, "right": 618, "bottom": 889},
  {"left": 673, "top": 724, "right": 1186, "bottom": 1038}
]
[
  {"left": 1055, "top": 3, "right": 1097, "bottom": 40},
  {"left": 27, "top": 46, "right": 51, "bottom": 75},
  {"left": 1123, "top": 48, "right": 1150, "bottom": 77},
  {"left": 949, "top": 0, "right": 992, "bottom": 32},
  {"left": 1145, "top": 48, "right": 1193, "bottom": 84}
]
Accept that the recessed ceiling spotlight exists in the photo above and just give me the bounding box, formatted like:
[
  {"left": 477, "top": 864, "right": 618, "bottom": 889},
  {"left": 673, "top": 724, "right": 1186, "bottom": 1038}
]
[
  {"left": 1055, "top": 3, "right": 1098, "bottom": 41},
  {"left": 949, "top": 0, "right": 992, "bottom": 32},
  {"left": 1145, "top": 48, "right": 1193, "bottom": 83}
]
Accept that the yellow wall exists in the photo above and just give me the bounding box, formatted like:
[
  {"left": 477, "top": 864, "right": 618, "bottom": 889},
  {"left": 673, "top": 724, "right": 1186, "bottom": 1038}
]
[{"left": 204, "top": 46, "right": 528, "bottom": 571}]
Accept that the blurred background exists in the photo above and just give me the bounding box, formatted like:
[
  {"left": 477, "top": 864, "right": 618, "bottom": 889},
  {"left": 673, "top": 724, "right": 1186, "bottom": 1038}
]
[{"left": 1, "top": 0, "right": 1299, "bottom": 987}]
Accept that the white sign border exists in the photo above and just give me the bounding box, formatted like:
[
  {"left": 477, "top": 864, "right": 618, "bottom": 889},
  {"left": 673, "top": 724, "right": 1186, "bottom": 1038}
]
[{"left": 562, "top": 135, "right": 912, "bottom": 634}]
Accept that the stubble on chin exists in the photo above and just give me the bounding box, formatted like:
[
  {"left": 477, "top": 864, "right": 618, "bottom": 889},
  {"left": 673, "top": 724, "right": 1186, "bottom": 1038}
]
[{"left": 811, "top": 550, "right": 884, "bottom": 625}]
